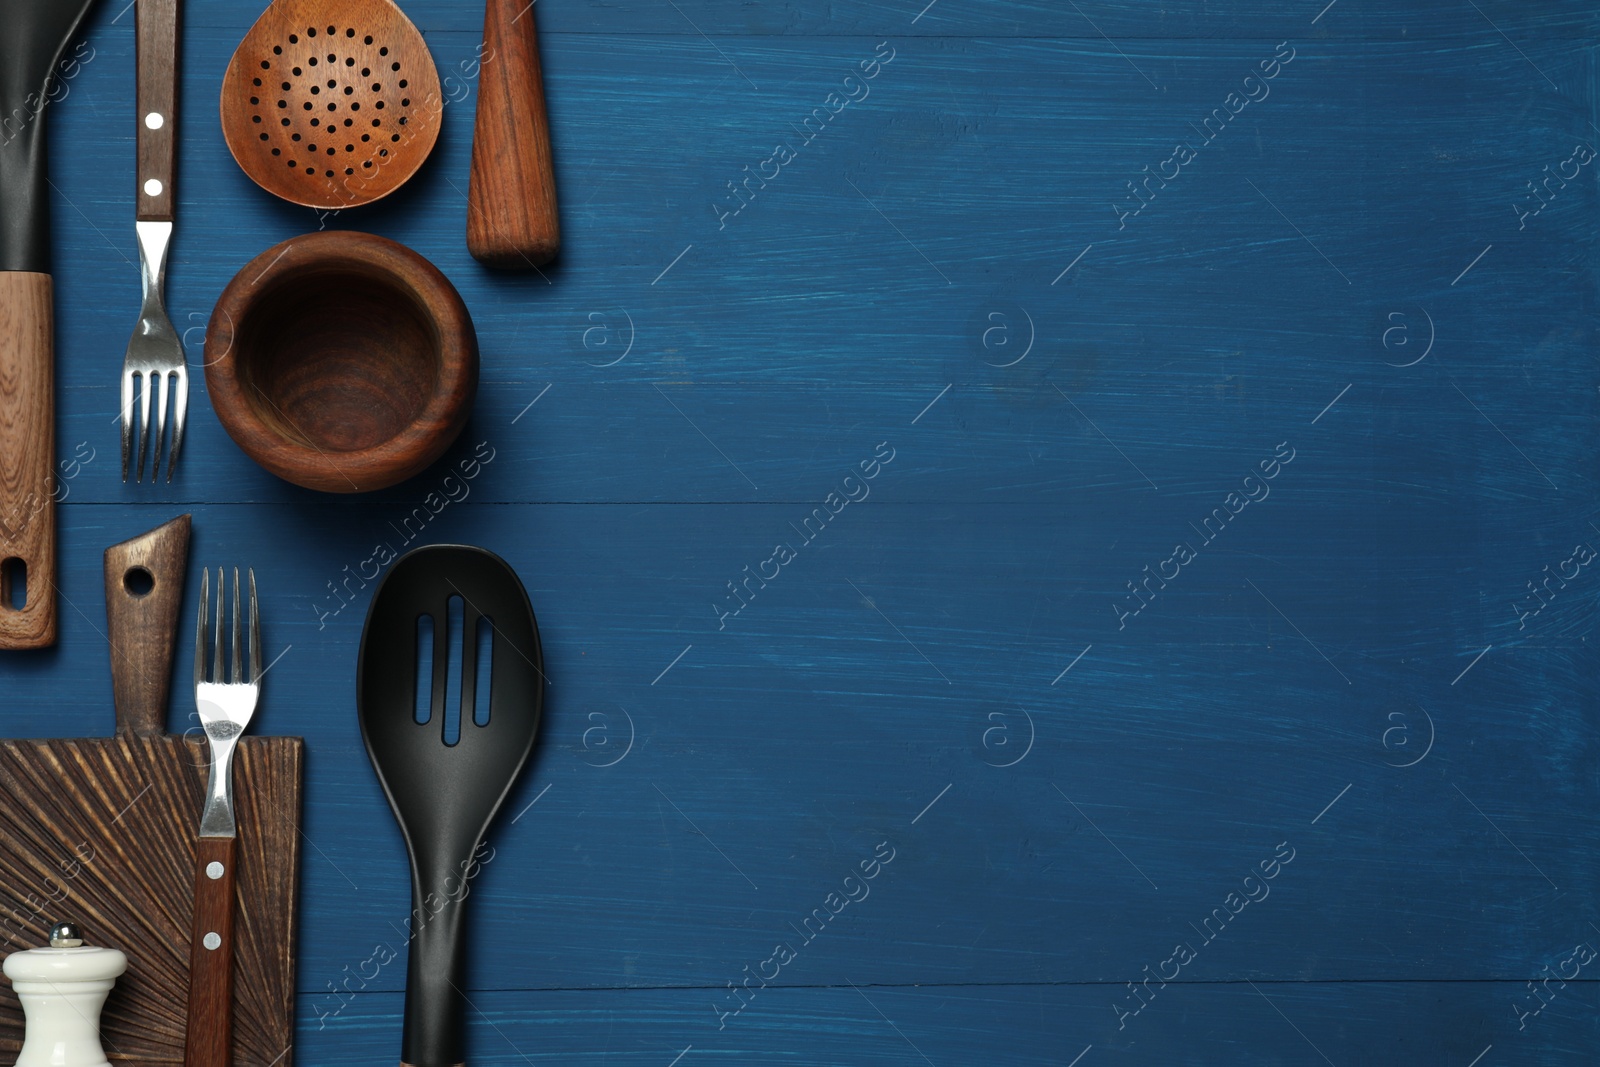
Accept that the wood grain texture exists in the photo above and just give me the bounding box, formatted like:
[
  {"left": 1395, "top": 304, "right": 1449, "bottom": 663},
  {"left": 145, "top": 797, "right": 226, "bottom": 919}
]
[
  {"left": 16, "top": 1, "right": 1600, "bottom": 1064},
  {"left": 135, "top": 0, "right": 181, "bottom": 221},
  {"left": 0, "top": 736, "right": 302, "bottom": 1067},
  {"left": 466, "top": 0, "right": 559, "bottom": 268},
  {"left": 184, "top": 834, "right": 237, "bottom": 1067},
  {"left": 219, "top": 0, "right": 443, "bottom": 209},
  {"left": 203, "top": 231, "right": 478, "bottom": 493},
  {"left": 0, "top": 272, "right": 54, "bottom": 649},
  {"left": 104, "top": 515, "right": 191, "bottom": 739}
]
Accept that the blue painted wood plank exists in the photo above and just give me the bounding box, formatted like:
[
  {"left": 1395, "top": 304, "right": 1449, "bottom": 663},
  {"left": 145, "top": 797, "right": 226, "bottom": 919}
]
[
  {"left": 169, "top": 1, "right": 1600, "bottom": 40},
  {"left": 39, "top": 26, "right": 1598, "bottom": 510},
  {"left": 0, "top": 0, "right": 1595, "bottom": 1062},
  {"left": 8, "top": 502, "right": 1594, "bottom": 999},
  {"left": 297, "top": 983, "right": 1598, "bottom": 1065}
]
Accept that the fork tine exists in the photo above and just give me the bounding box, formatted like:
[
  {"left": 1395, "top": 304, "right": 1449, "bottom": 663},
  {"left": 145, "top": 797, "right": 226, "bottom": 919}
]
[
  {"left": 166, "top": 369, "right": 189, "bottom": 483},
  {"left": 230, "top": 567, "right": 242, "bottom": 684},
  {"left": 120, "top": 369, "right": 135, "bottom": 482},
  {"left": 194, "top": 567, "right": 209, "bottom": 687},
  {"left": 153, "top": 371, "right": 170, "bottom": 482},
  {"left": 135, "top": 370, "right": 153, "bottom": 483},
  {"left": 212, "top": 568, "right": 224, "bottom": 683},
  {"left": 248, "top": 569, "right": 261, "bottom": 683}
]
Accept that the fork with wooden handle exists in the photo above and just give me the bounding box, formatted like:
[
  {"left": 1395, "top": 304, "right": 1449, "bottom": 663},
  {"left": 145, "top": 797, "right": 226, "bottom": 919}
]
[
  {"left": 123, "top": 0, "right": 189, "bottom": 482},
  {"left": 185, "top": 567, "right": 260, "bottom": 1067}
]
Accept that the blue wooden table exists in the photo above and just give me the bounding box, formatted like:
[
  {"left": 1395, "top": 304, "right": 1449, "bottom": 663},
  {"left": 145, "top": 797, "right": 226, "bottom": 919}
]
[{"left": 6, "top": 0, "right": 1598, "bottom": 1062}]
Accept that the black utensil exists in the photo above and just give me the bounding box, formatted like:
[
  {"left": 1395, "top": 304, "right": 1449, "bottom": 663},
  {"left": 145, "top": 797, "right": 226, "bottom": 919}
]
[
  {"left": 358, "top": 544, "right": 544, "bottom": 1067},
  {"left": 0, "top": 0, "right": 98, "bottom": 274},
  {"left": 0, "top": 0, "right": 100, "bottom": 647}
]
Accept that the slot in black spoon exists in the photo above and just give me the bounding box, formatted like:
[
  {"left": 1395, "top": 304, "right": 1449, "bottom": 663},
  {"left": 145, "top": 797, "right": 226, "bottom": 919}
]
[{"left": 358, "top": 544, "right": 544, "bottom": 1067}]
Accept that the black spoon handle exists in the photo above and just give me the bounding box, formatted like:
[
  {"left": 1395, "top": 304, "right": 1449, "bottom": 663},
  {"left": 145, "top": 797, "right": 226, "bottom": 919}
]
[{"left": 401, "top": 852, "right": 475, "bottom": 1067}]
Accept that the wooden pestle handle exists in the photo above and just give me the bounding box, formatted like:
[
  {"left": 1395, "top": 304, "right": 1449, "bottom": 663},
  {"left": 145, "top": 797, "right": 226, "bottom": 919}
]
[
  {"left": 467, "top": 0, "right": 559, "bottom": 268},
  {"left": 104, "top": 514, "right": 192, "bottom": 737},
  {"left": 0, "top": 272, "right": 56, "bottom": 649},
  {"left": 184, "top": 834, "right": 238, "bottom": 1067}
]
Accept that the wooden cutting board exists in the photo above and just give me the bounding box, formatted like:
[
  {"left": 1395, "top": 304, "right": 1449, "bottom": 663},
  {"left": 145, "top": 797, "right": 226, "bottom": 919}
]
[{"left": 0, "top": 516, "right": 303, "bottom": 1066}]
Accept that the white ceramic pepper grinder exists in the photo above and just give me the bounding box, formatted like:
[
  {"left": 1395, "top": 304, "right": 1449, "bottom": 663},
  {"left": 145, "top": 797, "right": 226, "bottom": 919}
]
[{"left": 2, "top": 922, "right": 126, "bottom": 1067}]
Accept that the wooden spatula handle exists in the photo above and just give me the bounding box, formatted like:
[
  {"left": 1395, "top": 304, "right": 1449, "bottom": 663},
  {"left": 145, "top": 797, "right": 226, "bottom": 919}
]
[
  {"left": 467, "top": 0, "right": 559, "bottom": 268},
  {"left": 185, "top": 834, "right": 238, "bottom": 1067},
  {"left": 0, "top": 272, "right": 55, "bottom": 649},
  {"left": 104, "top": 514, "right": 192, "bottom": 737}
]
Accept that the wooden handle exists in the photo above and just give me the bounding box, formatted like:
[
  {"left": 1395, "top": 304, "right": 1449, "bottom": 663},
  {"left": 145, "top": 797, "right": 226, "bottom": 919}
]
[
  {"left": 0, "top": 272, "right": 55, "bottom": 649},
  {"left": 136, "top": 0, "right": 180, "bottom": 220},
  {"left": 104, "top": 514, "right": 191, "bottom": 737},
  {"left": 184, "top": 834, "right": 238, "bottom": 1067},
  {"left": 467, "top": 0, "right": 559, "bottom": 268}
]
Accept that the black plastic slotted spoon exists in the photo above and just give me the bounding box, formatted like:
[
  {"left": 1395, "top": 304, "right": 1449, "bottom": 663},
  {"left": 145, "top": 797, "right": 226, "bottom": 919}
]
[{"left": 358, "top": 544, "right": 544, "bottom": 1067}]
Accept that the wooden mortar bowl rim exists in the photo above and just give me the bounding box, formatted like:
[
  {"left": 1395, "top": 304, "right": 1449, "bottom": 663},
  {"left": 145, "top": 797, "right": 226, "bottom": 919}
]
[{"left": 204, "top": 231, "right": 478, "bottom": 494}]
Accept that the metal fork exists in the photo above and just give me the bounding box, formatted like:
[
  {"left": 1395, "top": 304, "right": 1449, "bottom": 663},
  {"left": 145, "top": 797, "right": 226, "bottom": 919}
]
[
  {"left": 125, "top": 0, "right": 187, "bottom": 483},
  {"left": 122, "top": 222, "right": 189, "bottom": 482},
  {"left": 186, "top": 567, "right": 258, "bottom": 1067},
  {"left": 193, "top": 567, "right": 260, "bottom": 834}
]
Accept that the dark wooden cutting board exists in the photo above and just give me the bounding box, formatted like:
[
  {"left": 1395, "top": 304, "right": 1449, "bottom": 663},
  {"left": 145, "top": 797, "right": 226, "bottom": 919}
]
[{"left": 0, "top": 516, "right": 303, "bottom": 1066}]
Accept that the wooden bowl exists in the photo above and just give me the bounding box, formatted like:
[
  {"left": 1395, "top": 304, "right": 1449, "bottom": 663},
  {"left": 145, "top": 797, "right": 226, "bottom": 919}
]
[{"left": 205, "top": 231, "right": 477, "bottom": 493}]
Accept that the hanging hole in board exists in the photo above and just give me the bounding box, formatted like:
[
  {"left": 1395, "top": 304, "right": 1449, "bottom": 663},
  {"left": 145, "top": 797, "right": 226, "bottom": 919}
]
[
  {"left": 1, "top": 558, "right": 26, "bottom": 612},
  {"left": 123, "top": 567, "right": 155, "bottom": 598}
]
